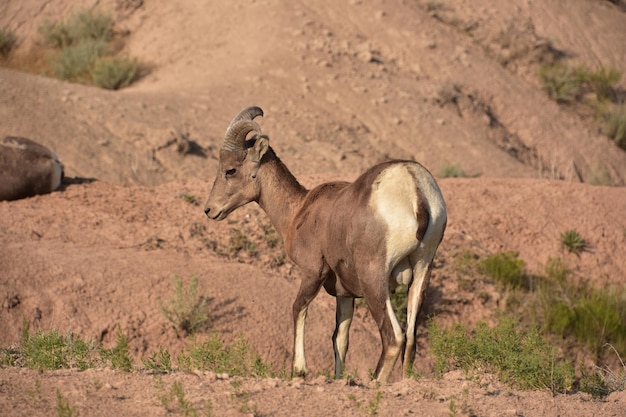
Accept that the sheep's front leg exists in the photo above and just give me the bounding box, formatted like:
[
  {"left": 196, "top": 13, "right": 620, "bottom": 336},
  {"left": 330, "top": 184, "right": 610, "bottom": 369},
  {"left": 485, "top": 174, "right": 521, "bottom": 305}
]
[
  {"left": 292, "top": 277, "right": 324, "bottom": 377},
  {"left": 333, "top": 296, "right": 355, "bottom": 378}
]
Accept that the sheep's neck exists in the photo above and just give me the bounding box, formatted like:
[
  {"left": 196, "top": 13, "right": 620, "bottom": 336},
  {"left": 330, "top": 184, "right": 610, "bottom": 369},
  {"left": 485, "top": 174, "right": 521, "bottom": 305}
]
[{"left": 257, "top": 155, "right": 307, "bottom": 237}]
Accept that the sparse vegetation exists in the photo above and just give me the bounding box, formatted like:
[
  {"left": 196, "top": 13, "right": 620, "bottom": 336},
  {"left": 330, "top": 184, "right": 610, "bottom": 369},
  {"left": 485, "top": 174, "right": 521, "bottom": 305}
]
[
  {"left": 228, "top": 228, "right": 260, "bottom": 257},
  {"left": 177, "top": 333, "right": 271, "bottom": 378},
  {"left": 56, "top": 389, "right": 80, "bottom": 417},
  {"left": 479, "top": 251, "right": 527, "bottom": 290},
  {"left": 539, "top": 63, "right": 625, "bottom": 152},
  {"left": 161, "top": 381, "right": 202, "bottom": 417},
  {"left": 559, "top": 229, "right": 587, "bottom": 255},
  {"left": 91, "top": 56, "right": 138, "bottom": 90},
  {"left": 0, "top": 26, "right": 17, "bottom": 58},
  {"left": 49, "top": 38, "right": 108, "bottom": 81},
  {"left": 604, "top": 105, "right": 626, "bottom": 150},
  {"left": 35, "top": 9, "right": 139, "bottom": 89},
  {"left": 39, "top": 11, "right": 113, "bottom": 48},
  {"left": 538, "top": 64, "right": 582, "bottom": 104},
  {"left": 451, "top": 248, "right": 626, "bottom": 395},
  {"left": 20, "top": 320, "right": 97, "bottom": 371},
  {"left": 159, "top": 275, "right": 211, "bottom": 337},
  {"left": 429, "top": 317, "right": 575, "bottom": 394},
  {"left": 142, "top": 346, "right": 173, "bottom": 374},
  {"left": 532, "top": 264, "right": 626, "bottom": 358},
  {"left": 438, "top": 163, "right": 467, "bottom": 178},
  {"left": 99, "top": 325, "right": 133, "bottom": 372}
]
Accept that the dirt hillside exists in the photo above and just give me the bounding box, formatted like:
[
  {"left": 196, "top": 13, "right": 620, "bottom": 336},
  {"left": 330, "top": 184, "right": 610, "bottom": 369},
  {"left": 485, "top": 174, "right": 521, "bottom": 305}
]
[{"left": 1, "top": 0, "right": 626, "bottom": 416}]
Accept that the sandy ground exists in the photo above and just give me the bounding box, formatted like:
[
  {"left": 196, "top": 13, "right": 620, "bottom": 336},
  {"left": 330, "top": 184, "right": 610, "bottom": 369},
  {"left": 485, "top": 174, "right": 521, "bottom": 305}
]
[{"left": 1, "top": 0, "right": 626, "bottom": 416}]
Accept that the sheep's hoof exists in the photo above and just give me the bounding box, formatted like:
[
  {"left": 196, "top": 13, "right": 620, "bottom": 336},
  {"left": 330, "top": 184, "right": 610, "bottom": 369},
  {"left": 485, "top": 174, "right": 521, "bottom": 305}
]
[{"left": 292, "top": 367, "right": 308, "bottom": 378}]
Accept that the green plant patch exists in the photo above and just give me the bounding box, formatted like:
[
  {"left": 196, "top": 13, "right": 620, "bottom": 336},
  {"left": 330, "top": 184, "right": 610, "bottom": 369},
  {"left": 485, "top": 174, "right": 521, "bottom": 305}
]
[
  {"left": 604, "top": 105, "right": 626, "bottom": 150},
  {"left": 20, "top": 324, "right": 97, "bottom": 371},
  {"left": 91, "top": 56, "right": 138, "bottom": 90},
  {"left": 34, "top": 9, "right": 140, "bottom": 89},
  {"left": 437, "top": 163, "right": 467, "bottom": 178},
  {"left": 559, "top": 229, "right": 587, "bottom": 255},
  {"left": 39, "top": 10, "right": 113, "bottom": 48},
  {"left": 159, "top": 275, "right": 211, "bottom": 337},
  {"left": 99, "top": 325, "right": 133, "bottom": 372},
  {"left": 178, "top": 333, "right": 271, "bottom": 377},
  {"left": 429, "top": 317, "right": 575, "bottom": 394},
  {"left": 479, "top": 251, "right": 527, "bottom": 290}
]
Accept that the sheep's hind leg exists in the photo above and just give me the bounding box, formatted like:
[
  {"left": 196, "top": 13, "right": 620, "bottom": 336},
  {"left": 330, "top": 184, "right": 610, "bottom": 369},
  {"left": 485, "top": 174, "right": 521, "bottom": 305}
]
[
  {"left": 333, "top": 296, "right": 354, "bottom": 378},
  {"left": 403, "top": 252, "right": 433, "bottom": 376},
  {"left": 361, "top": 268, "right": 405, "bottom": 383}
]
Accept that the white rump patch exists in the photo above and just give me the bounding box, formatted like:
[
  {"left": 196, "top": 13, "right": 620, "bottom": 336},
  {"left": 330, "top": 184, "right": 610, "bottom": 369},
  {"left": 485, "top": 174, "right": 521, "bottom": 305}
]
[{"left": 370, "top": 164, "right": 420, "bottom": 266}]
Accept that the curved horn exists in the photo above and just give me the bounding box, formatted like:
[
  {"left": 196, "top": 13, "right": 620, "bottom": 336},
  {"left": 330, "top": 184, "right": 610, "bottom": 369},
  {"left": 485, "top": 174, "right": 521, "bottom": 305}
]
[
  {"left": 222, "top": 106, "right": 264, "bottom": 151},
  {"left": 222, "top": 120, "right": 262, "bottom": 151}
]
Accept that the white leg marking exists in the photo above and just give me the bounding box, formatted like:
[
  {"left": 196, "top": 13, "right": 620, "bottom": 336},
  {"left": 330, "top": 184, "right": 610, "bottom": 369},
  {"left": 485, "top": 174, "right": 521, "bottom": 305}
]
[
  {"left": 333, "top": 297, "right": 354, "bottom": 377},
  {"left": 293, "top": 307, "right": 308, "bottom": 374}
]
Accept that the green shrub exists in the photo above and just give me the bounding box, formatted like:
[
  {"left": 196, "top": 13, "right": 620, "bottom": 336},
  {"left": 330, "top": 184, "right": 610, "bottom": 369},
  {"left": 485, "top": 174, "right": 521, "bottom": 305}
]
[
  {"left": 142, "top": 346, "right": 172, "bottom": 374},
  {"left": 178, "top": 333, "right": 271, "bottom": 377},
  {"left": 532, "top": 259, "right": 626, "bottom": 357},
  {"left": 576, "top": 66, "right": 621, "bottom": 102},
  {"left": 159, "top": 275, "right": 211, "bottom": 337},
  {"left": 438, "top": 163, "right": 467, "bottom": 178},
  {"left": 0, "top": 26, "right": 17, "bottom": 57},
  {"left": 559, "top": 229, "right": 587, "bottom": 255},
  {"left": 99, "top": 325, "right": 133, "bottom": 371},
  {"left": 604, "top": 105, "right": 626, "bottom": 150},
  {"left": 39, "top": 10, "right": 112, "bottom": 48},
  {"left": 91, "top": 56, "right": 138, "bottom": 90},
  {"left": 429, "top": 317, "right": 575, "bottom": 394},
  {"left": 479, "top": 251, "right": 527, "bottom": 290},
  {"left": 20, "top": 323, "right": 97, "bottom": 371},
  {"left": 37, "top": 9, "right": 139, "bottom": 90},
  {"left": 539, "top": 64, "right": 581, "bottom": 104},
  {"left": 49, "top": 38, "right": 107, "bottom": 81}
]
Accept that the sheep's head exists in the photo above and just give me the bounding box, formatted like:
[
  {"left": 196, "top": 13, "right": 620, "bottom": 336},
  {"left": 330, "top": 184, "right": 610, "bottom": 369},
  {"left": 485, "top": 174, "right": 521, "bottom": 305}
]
[{"left": 204, "top": 106, "right": 269, "bottom": 221}]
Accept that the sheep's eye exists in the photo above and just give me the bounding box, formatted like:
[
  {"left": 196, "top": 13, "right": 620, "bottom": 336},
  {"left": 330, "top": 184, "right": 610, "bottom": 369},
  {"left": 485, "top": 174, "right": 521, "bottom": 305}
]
[{"left": 225, "top": 168, "right": 237, "bottom": 177}]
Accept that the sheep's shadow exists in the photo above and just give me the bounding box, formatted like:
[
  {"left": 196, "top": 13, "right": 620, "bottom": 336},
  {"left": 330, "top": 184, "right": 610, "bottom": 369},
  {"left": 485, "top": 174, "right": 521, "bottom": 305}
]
[{"left": 60, "top": 176, "right": 97, "bottom": 191}]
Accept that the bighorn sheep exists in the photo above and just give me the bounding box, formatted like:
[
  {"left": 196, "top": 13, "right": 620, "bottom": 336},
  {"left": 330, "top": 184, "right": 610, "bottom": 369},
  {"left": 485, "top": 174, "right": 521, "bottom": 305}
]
[
  {"left": 0, "top": 136, "right": 64, "bottom": 201},
  {"left": 204, "top": 106, "right": 447, "bottom": 382}
]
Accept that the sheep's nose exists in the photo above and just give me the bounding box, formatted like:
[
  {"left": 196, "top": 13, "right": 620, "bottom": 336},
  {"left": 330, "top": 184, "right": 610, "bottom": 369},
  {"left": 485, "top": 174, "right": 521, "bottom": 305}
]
[{"left": 204, "top": 207, "right": 210, "bottom": 216}]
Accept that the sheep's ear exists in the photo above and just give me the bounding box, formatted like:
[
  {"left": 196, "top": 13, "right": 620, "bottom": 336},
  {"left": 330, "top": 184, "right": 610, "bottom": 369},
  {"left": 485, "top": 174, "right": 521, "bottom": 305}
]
[{"left": 250, "top": 136, "right": 269, "bottom": 178}]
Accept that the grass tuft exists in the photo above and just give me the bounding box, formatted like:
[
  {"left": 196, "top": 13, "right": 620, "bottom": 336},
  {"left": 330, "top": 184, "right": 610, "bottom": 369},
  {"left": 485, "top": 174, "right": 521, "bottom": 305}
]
[
  {"left": 91, "top": 56, "right": 138, "bottom": 90},
  {"left": 559, "top": 229, "right": 587, "bottom": 255},
  {"left": 604, "top": 104, "right": 626, "bottom": 150},
  {"left": 479, "top": 251, "right": 527, "bottom": 290},
  {"left": 20, "top": 321, "right": 97, "bottom": 371},
  {"left": 178, "top": 333, "right": 271, "bottom": 377},
  {"left": 142, "top": 346, "right": 172, "bottom": 374},
  {"left": 159, "top": 275, "right": 211, "bottom": 337},
  {"left": 438, "top": 163, "right": 467, "bottom": 178},
  {"left": 0, "top": 26, "right": 17, "bottom": 58},
  {"left": 99, "top": 325, "right": 133, "bottom": 372}
]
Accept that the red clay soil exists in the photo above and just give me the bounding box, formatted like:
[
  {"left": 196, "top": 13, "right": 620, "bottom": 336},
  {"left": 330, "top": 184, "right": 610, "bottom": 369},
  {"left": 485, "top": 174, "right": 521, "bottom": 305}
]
[{"left": 1, "top": 0, "right": 626, "bottom": 416}]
